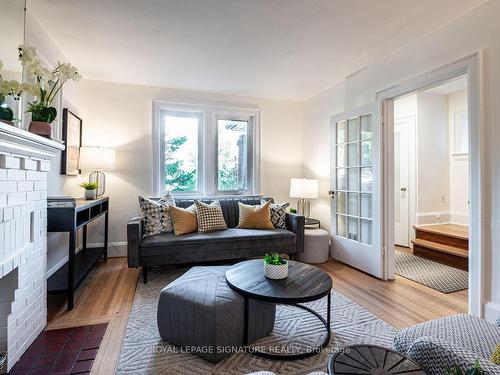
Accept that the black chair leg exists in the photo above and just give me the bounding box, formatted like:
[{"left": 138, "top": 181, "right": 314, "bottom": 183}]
[{"left": 143, "top": 266, "right": 148, "bottom": 284}]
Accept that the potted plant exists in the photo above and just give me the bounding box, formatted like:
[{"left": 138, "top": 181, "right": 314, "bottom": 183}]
[
  {"left": 18, "top": 45, "right": 81, "bottom": 137},
  {"left": 263, "top": 253, "right": 289, "bottom": 279},
  {"left": 81, "top": 182, "right": 98, "bottom": 200}
]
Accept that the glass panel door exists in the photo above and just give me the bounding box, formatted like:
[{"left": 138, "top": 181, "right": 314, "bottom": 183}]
[{"left": 331, "top": 104, "right": 381, "bottom": 278}]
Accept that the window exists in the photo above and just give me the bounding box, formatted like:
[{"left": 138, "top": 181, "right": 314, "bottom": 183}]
[{"left": 153, "top": 102, "right": 260, "bottom": 196}]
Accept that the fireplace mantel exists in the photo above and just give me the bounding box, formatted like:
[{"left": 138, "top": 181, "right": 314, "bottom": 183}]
[{"left": 0, "top": 122, "right": 64, "bottom": 157}]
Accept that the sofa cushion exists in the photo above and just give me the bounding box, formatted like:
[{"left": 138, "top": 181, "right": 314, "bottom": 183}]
[
  {"left": 140, "top": 228, "right": 296, "bottom": 256},
  {"left": 138, "top": 192, "right": 176, "bottom": 235}
]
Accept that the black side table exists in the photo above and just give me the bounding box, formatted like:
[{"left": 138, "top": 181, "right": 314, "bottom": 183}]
[
  {"left": 328, "top": 345, "right": 425, "bottom": 374},
  {"left": 47, "top": 197, "right": 109, "bottom": 310}
]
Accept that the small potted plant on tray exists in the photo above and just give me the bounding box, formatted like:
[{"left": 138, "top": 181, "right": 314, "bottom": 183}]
[
  {"left": 264, "top": 252, "right": 288, "bottom": 279},
  {"left": 81, "top": 182, "right": 98, "bottom": 200}
]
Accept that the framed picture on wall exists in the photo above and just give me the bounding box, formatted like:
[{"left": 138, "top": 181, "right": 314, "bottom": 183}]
[{"left": 61, "top": 109, "right": 82, "bottom": 175}]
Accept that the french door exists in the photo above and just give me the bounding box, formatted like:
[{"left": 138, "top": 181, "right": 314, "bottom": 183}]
[{"left": 330, "top": 103, "right": 382, "bottom": 278}]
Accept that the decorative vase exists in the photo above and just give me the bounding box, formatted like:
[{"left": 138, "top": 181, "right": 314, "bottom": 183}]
[
  {"left": 28, "top": 121, "right": 52, "bottom": 138},
  {"left": 0, "top": 105, "right": 14, "bottom": 123},
  {"left": 264, "top": 260, "right": 288, "bottom": 279},
  {"left": 84, "top": 189, "right": 97, "bottom": 200}
]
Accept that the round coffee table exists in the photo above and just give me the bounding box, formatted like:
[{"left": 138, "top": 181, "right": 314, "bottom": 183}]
[
  {"left": 225, "top": 259, "right": 333, "bottom": 360},
  {"left": 327, "top": 345, "right": 425, "bottom": 374}
]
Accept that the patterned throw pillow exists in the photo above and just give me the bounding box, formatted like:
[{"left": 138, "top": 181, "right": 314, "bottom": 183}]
[
  {"left": 261, "top": 200, "right": 290, "bottom": 229},
  {"left": 138, "top": 192, "right": 176, "bottom": 235},
  {"left": 194, "top": 200, "right": 228, "bottom": 233}
]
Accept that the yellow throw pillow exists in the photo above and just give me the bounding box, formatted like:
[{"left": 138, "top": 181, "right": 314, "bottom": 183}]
[
  {"left": 237, "top": 201, "right": 274, "bottom": 229},
  {"left": 492, "top": 344, "right": 500, "bottom": 365},
  {"left": 170, "top": 205, "right": 197, "bottom": 235}
]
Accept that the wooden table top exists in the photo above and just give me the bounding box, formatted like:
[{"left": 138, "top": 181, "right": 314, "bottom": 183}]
[{"left": 225, "top": 260, "right": 332, "bottom": 303}]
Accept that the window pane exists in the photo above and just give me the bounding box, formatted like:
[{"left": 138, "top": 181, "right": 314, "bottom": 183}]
[
  {"left": 348, "top": 143, "right": 358, "bottom": 166},
  {"left": 337, "top": 215, "right": 346, "bottom": 238},
  {"left": 348, "top": 167, "right": 359, "bottom": 191},
  {"left": 361, "top": 219, "right": 372, "bottom": 245},
  {"left": 361, "top": 140, "right": 372, "bottom": 166},
  {"left": 361, "top": 167, "right": 373, "bottom": 192},
  {"left": 347, "top": 217, "right": 359, "bottom": 241},
  {"left": 218, "top": 119, "right": 248, "bottom": 191},
  {"left": 337, "top": 168, "right": 346, "bottom": 190},
  {"left": 337, "top": 192, "right": 346, "bottom": 214},
  {"left": 337, "top": 120, "right": 346, "bottom": 144},
  {"left": 361, "top": 193, "right": 372, "bottom": 218},
  {"left": 348, "top": 193, "right": 359, "bottom": 216},
  {"left": 361, "top": 114, "right": 372, "bottom": 140},
  {"left": 165, "top": 114, "right": 199, "bottom": 192},
  {"left": 337, "top": 144, "right": 346, "bottom": 167},
  {"left": 348, "top": 117, "right": 360, "bottom": 142}
]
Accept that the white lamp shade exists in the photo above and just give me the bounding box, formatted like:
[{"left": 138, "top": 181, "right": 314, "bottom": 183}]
[
  {"left": 289, "top": 178, "right": 319, "bottom": 199},
  {"left": 79, "top": 146, "right": 116, "bottom": 171}
]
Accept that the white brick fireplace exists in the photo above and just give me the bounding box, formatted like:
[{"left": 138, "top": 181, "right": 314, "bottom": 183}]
[{"left": 0, "top": 123, "right": 64, "bottom": 373}]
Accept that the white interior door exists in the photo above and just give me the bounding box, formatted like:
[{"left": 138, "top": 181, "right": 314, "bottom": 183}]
[
  {"left": 330, "top": 103, "right": 382, "bottom": 278},
  {"left": 394, "top": 119, "right": 410, "bottom": 247}
]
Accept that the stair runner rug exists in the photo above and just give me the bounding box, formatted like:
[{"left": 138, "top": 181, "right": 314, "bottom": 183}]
[
  {"left": 117, "top": 267, "right": 397, "bottom": 375},
  {"left": 395, "top": 251, "right": 468, "bottom": 293},
  {"left": 9, "top": 323, "right": 108, "bottom": 375}
]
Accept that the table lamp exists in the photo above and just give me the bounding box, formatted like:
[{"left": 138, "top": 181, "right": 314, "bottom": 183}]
[
  {"left": 79, "top": 146, "right": 116, "bottom": 197},
  {"left": 289, "top": 178, "right": 319, "bottom": 219}
]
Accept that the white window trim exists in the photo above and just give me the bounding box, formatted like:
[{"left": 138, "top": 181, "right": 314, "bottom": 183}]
[{"left": 152, "top": 100, "right": 261, "bottom": 197}]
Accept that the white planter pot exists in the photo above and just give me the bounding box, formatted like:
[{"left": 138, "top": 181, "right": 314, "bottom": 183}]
[
  {"left": 84, "top": 189, "right": 97, "bottom": 200},
  {"left": 264, "top": 261, "right": 288, "bottom": 279}
]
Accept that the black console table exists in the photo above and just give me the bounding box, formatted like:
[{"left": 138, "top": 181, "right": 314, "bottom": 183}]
[{"left": 47, "top": 197, "right": 109, "bottom": 310}]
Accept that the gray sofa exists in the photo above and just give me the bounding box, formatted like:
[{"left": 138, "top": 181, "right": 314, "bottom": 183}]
[{"left": 127, "top": 196, "right": 305, "bottom": 283}]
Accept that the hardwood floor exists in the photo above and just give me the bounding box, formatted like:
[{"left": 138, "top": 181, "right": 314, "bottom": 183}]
[
  {"left": 46, "top": 257, "right": 140, "bottom": 375},
  {"left": 46, "top": 256, "right": 467, "bottom": 374}
]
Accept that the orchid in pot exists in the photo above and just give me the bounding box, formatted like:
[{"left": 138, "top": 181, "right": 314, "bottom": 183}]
[{"left": 18, "top": 45, "right": 81, "bottom": 137}]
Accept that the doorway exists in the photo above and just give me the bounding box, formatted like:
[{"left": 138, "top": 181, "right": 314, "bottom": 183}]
[
  {"left": 378, "top": 54, "right": 483, "bottom": 316},
  {"left": 392, "top": 76, "right": 470, "bottom": 297}
]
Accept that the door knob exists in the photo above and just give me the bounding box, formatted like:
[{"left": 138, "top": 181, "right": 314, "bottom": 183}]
[{"left": 400, "top": 187, "right": 407, "bottom": 192}]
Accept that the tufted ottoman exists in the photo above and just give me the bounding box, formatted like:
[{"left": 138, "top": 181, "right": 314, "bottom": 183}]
[{"left": 157, "top": 266, "right": 276, "bottom": 363}]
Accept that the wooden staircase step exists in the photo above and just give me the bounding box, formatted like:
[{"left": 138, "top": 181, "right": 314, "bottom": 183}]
[
  {"left": 413, "top": 224, "right": 468, "bottom": 240},
  {"left": 411, "top": 238, "right": 468, "bottom": 258}
]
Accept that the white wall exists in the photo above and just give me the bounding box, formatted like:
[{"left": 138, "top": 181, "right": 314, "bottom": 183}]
[
  {"left": 25, "top": 12, "right": 84, "bottom": 276},
  {"left": 76, "top": 79, "right": 303, "bottom": 253},
  {"left": 416, "top": 92, "right": 450, "bottom": 224},
  {"left": 302, "top": 0, "right": 500, "bottom": 319},
  {"left": 448, "top": 90, "right": 469, "bottom": 225}
]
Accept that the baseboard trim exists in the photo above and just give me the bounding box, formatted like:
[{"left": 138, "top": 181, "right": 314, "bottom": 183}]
[{"left": 87, "top": 241, "right": 127, "bottom": 257}]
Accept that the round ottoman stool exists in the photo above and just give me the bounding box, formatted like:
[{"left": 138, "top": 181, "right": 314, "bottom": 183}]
[{"left": 296, "top": 228, "right": 330, "bottom": 264}]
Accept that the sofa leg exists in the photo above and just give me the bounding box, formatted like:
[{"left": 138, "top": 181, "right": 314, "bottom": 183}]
[{"left": 143, "top": 267, "right": 148, "bottom": 284}]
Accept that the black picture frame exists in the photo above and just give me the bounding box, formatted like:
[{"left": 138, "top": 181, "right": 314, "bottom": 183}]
[{"left": 61, "top": 108, "right": 82, "bottom": 175}]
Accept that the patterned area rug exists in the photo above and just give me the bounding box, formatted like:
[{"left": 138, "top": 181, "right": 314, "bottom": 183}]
[
  {"left": 117, "top": 267, "right": 397, "bottom": 375},
  {"left": 395, "top": 251, "right": 468, "bottom": 293}
]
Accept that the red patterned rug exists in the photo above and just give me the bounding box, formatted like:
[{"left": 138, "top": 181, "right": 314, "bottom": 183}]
[{"left": 9, "top": 323, "right": 108, "bottom": 375}]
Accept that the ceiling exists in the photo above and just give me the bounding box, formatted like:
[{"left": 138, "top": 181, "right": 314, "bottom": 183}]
[
  {"left": 424, "top": 76, "right": 468, "bottom": 95},
  {"left": 28, "top": 0, "right": 486, "bottom": 101}
]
